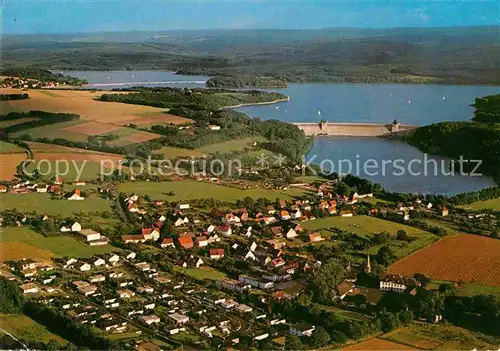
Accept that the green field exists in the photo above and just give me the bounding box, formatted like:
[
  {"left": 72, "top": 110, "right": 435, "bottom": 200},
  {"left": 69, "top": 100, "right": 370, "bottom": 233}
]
[
  {"left": 0, "top": 141, "right": 26, "bottom": 154},
  {"left": 23, "top": 161, "right": 110, "bottom": 182},
  {"left": 459, "top": 198, "right": 500, "bottom": 211},
  {"left": 382, "top": 323, "right": 500, "bottom": 350},
  {"left": 0, "top": 314, "right": 67, "bottom": 344},
  {"left": 321, "top": 305, "right": 370, "bottom": 322},
  {"left": 428, "top": 280, "right": 500, "bottom": 299},
  {"left": 10, "top": 120, "right": 89, "bottom": 142},
  {"left": 195, "top": 136, "right": 267, "bottom": 154},
  {"left": 302, "top": 215, "right": 431, "bottom": 238},
  {"left": 0, "top": 193, "right": 113, "bottom": 216},
  {"left": 302, "top": 215, "right": 437, "bottom": 258},
  {"left": 118, "top": 181, "right": 307, "bottom": 202},
  {"left": 156, "top": 146, "right": 204, "bottom": 158},
  {"left": 173, "top": 266, "right": 228, "bottom": 281},
  {"left": 0, "top": 227, "right": 119, "bottom": 258}
]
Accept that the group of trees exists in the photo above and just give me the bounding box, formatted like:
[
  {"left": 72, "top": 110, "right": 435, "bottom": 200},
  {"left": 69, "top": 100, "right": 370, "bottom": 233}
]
[
  {"left": 406, "top": 94, "right": 500, "bottom": 183},
  {"left": 100, "top": 87, "right": 286, "bottom": 110},
  {"left": 206, "top": 76, "right": 287, "bottom": 88},
  {"left": 0, "top": 93, "right": 29, "bottom": 101}
]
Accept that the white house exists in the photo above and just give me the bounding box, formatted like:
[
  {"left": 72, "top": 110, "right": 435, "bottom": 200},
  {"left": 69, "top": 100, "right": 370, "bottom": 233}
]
[
  {"left": 71, "top": 222, "right": 82, "bottom": 232},
  {"left": 379, "top": 274, "right": 415, "bottom": 293},
  {"left": 168, "top": 313, "right": 189, "bottom": 325},
  {"left": 285, "top": 228, "right": 297, "bottom": 239},
  {"left": 79, "top": 229, "right": 101, "bottom": 242},
  {"left": 139, "top": 315, "right": 161, "bottom": 325}
]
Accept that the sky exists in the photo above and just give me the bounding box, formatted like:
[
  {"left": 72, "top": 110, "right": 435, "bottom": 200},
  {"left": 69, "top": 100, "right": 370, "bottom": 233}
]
[{"left": 2, "top": 0, "right": 499, "bottom": 34}]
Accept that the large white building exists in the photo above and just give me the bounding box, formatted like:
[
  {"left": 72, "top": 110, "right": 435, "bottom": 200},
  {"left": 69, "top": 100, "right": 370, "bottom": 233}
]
[{"left": 379, "top": 274, "right": 416, "bottom": 293}]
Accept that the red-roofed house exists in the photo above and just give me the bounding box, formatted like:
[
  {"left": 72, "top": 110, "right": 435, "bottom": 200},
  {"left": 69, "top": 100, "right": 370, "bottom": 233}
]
[
  {"left": 309, "top": 232, "right": 324, "bottom": 243},
  {"left": 178, "top": 237, "right": 194, "bottom": 249},
  {"left": 142, "top": 228, "right": 160, "bottom": 241},
  {"left": 209, "top": 248, "right": 225, "bottom": 260},
  {"left": 160, "top": 238, "right": 175, "bottom": 248}
]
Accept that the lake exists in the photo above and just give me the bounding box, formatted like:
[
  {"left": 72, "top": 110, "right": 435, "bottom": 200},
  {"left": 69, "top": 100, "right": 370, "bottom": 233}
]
[
  {"left": 60, "top": 71, "right": 499, "bottom": 194},
  {"left": 235, "top": 83, "right": 500, "bottom": 125},
  {"left": 308, "top": 137, "right": 496, "bottom": 194},
  {"left": 61, "top": 70, "right": 208, "bottom": 89}
]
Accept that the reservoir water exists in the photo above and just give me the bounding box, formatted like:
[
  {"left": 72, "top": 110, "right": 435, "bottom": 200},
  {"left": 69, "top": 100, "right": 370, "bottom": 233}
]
[{"left": 62, "top": 71, "right": 499, "bottom": 194}]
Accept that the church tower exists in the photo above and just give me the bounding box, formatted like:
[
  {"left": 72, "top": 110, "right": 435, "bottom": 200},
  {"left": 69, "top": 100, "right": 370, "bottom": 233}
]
[{"left": 364, "top": 254, "right": 371, "bottom": 274}]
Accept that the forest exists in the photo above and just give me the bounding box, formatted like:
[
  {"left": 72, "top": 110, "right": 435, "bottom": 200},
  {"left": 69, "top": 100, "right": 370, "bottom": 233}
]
[
  {"left": 206, "top": 76, "right": 287, "bottom": 88},
  {"left": 405, "top": 94, "right": 500, "bottom": 183}
]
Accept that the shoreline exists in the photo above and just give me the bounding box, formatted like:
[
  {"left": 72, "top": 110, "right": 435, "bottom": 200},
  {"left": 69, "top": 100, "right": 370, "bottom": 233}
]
[{"left": 219, "top": 96, "right": 290, "bottom": 110}]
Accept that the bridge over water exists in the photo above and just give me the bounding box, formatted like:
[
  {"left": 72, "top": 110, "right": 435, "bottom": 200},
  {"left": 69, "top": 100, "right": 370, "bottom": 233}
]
[{"left": 86, "top": 80, "right": 207, "bottom": 87}]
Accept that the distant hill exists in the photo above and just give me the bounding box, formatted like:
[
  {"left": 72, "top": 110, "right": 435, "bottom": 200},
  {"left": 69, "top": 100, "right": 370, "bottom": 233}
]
[{"left": 3, "top": 26, "right": 499, "bottom": 85}]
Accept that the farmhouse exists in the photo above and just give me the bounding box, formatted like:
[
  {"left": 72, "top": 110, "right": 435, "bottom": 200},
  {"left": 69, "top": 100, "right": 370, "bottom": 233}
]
[
  {"left": 142, "top": 227, "right": 160, "bottom": 241},
  {"left": 196, "top": 236, "right": 208, "bottom": 247},
  {"left": 122, "top": 234, "right": 146, "bottom": 244},
  {"left": 217, "top": 225, "right": 232, "bottom": 236}
]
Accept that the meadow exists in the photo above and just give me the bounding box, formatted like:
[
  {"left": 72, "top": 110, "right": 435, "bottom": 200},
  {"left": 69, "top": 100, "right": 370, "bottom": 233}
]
[
  {"left": 173, "top": 267, "right": 227, "bottom": 281},
  {"left": 0, "top": 141, "right": 25, "bottom": 154},
  {"left": 118, "top": 181, "right": 307, "bottom": 202},
  {"left": 0, "top": 314, "right": 67, "bottom": 344},
  {"left": 302, "top": 215, "right": 432, "bottom": 238},
  {"left": 458, "top": 198, "right": 500, "bottom": 211},
  {"left": 195, "top": 136, "right": 268, "bottom": 154},
  {"left": 0, "top": 227, "right": 118, "bottom": 259},
  {"left": 302, "top": 215, "right": 438, "bottom": 258},
  {"left": 0, "top": 192, "right": 113, "bottom": 216}
]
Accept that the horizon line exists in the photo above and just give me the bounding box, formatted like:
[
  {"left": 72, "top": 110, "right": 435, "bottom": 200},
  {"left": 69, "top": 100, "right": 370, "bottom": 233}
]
[{"left": 4, "top": 24, "right": 497, "bottom": 36}]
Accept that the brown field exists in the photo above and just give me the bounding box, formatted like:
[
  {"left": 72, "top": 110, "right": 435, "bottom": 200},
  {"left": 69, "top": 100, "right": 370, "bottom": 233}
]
[
  {"left": 33, "top": 152, "right": 124, "bottom": 164},
  {"left": 62, "top": 121, "right": 122, "bottom": 135},
  {"left": 0, "top": 153, "right": 26, "bottom": 180},
  {"left": 341, "top": 337, "right": 418, "bottom": 350},
  {"left": 389, "top": 235, "right": 500, "bottom": 286},
  {"left": 0, "top": 88, "right": 189, "bottom": 123},
  {"left": 0, "top": 242, "right": 53, "bottom": 262},
  {"left": 119, "top": 131, "right": 162, "bottom": 143}
]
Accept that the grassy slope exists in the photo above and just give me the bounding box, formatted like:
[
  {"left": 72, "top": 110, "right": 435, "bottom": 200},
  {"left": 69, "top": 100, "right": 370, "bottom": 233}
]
[
  {"left": 458, "top": 198, "right": 500, "bottom": 211},
  {"left": 0, "top": 314, "right": 68, "bottom": 344},
  {"left": 0, "top": 227, "right": 118, "bottom": 258},
  {"left": 0, "top": 141, "right": 25, "bottom": 154}
]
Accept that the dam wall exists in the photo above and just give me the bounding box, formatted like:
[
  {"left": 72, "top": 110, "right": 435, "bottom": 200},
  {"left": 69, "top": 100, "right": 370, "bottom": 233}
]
[{"left": 293, "top": 122, "right": 418, "bottom": 137}]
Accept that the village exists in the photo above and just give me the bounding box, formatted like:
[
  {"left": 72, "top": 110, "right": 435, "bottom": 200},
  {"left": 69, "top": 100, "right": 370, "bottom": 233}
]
[{"left": 2, "top": 167, "right": 498, "bottom": 350}]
